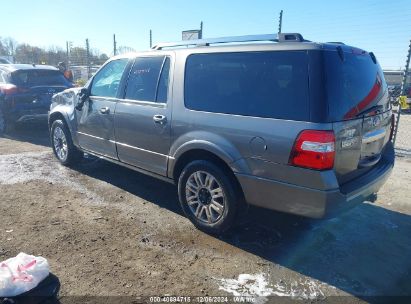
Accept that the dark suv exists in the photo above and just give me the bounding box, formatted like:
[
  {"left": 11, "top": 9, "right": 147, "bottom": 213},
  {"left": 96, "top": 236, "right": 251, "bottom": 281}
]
[
  {"left": 0, "top": 64, "right": 73, "bottom": 133},
  {"left": 48, "top": 33, "right": 394, "bottom": 234}
]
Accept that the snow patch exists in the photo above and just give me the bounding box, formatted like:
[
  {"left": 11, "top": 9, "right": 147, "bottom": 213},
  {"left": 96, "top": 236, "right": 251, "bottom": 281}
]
[
  {"left": 0, "top": 151, "right": 102, "bottom": 204},
  {"left": 217, "top": 273, "right": 273, "bottom": 304},
  {"left": 273, "top": 278, "right": 326, "bottom": 300},
  {"left": 217, "top": 273, "right": 326, "bottom": 302}
]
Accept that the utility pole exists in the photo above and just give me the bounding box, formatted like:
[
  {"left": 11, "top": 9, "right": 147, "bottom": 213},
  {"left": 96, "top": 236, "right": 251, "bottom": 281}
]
[
  {"left": 66, "top": 41, "right": 69, "bottom": 66},
  {"left": 150, "top": 30, "right": 152, "bottom": 48},
  {"left": 400, "top": 40, "right": 411, "bottom": 96},
  {"left": 86, "top": 38, "right": 91, "bottom": 79},
  {"left": 113, "top": 34, "right": 117, "bottom": 56},
  {"left": 278, "top": 10, "right": 283, "bottom": 34},
  {"left": 200, "top": 21, "right": 203, "bottom": 39},
  {"left": 393, "top": 39, "right": 411, "bottom": 145}
]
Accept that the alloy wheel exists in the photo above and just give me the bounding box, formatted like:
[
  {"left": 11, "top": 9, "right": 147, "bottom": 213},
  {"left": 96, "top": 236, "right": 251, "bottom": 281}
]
[
  {"left": 53, "top": 126, "right": 68, "bottom": 161},
  {"left": 185, "top": 171, "right": 226, "bottom": 224}
]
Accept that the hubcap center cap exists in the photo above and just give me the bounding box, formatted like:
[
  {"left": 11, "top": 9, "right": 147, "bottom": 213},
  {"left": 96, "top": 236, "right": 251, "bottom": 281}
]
[{"left": 198, "top": 188, "right": 212, "bottom": 205}]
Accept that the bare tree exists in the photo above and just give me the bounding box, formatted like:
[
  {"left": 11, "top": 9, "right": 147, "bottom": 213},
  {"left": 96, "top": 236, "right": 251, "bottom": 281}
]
[{"left": 2, "top": 37, "right": 17, "bottom": 56}]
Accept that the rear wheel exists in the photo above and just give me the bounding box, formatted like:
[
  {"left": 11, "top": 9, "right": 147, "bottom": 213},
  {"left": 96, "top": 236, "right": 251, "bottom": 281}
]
[
  {"left": 178, "top": 160, "right": 240, "bottom": 234},
  {"left": 50, "top": 119, "right": 83, "bottom": 165}
]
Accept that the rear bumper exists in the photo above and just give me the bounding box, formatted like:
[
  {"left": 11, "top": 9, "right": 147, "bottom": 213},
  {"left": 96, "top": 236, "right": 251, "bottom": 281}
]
[
  {"left": 15, "top": 113, "right": 48, "bottom": 123},
  {"left": 236, "top": 143, "right": 395, "bottom": 218},
  {"left": 7, "top": 108, "right": 49, "bottom": 123}
]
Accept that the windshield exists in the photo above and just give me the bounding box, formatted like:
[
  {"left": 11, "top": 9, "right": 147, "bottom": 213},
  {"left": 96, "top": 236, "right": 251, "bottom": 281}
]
[
  {"left": 324, "top": 50, "right": 388, "bottom": 121},
  {"left": 11, "top": 69, "right": 71, "bottom": 87}
]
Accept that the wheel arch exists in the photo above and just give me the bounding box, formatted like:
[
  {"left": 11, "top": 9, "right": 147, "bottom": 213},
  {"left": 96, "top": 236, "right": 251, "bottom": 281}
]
[
  {"left": 171, "top": 148, "right": 246, "bottom": 202},
  {"left": 49, "top": 109, "right": 79, "bottom": 147}
]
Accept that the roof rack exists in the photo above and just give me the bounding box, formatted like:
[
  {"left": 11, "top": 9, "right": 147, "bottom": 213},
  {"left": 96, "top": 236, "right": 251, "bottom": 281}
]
[{"left": 152, "top": 33, "right": 304, "bottom": 50}]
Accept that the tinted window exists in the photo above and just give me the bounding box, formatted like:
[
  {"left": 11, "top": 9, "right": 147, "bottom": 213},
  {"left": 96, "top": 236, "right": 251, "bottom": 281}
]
[
  {"left": 324, "top": 51, "right": 388, "bottom": 120},
  {"left": 12, "top": 70, "right": 70, "bottom": 87},
  {"left": 91, "top": 59, "right": 128, "bottom": 98},
  {"left": 184, "top": 51, "right": 309, "bottom": 120},
  {"left": 125, "top": 56, "right": 167, "bottom": 102}
]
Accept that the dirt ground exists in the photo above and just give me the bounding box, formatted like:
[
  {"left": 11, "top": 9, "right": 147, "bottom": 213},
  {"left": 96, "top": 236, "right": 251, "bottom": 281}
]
[{"left": 0, "top": 117, "right": 411, "bottom": 303}]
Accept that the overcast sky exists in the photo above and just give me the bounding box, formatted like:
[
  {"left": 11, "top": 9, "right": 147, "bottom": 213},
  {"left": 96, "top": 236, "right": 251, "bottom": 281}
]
[{"left": 1, "top": 0, "right": 410, "bottom": 69}]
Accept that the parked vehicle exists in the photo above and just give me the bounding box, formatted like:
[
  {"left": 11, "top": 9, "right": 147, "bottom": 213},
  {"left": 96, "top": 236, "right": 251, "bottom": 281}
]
[
  {"left": 0, "top": 64, "right": 73, "bottom": 133},
  {"left": 48, "top": 33, "right": 394, "bottom": 234},
  {"left": 0, "top": 58, "right": 11, "bottom": 64}
]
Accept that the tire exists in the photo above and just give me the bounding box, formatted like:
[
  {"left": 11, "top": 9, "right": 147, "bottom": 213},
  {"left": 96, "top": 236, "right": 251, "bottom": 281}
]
[
  {"left": 178, "top": 160, "right": 240, "bottom": 234},
  {"left": 0, "top": 108, "right": 12, "bottom": 135},
  {"left": 0, "top": 108, "right": 6, "bottom": 135},
  {"left": 50, "top": 119, "right": 83, "bottom": 166}
]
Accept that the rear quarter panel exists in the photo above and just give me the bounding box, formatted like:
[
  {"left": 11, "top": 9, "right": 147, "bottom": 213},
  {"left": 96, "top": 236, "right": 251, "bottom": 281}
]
[{"left": 169, "top": 50, "right": 337, "bottom": 191}]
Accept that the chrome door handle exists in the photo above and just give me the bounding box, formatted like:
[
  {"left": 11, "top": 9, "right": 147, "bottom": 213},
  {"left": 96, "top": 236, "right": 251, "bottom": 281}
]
[
  {"left": 100, "top": 107, "right": 110, "bottom": 114},
  {"left": 153, "top": 114, "right": 167, "bottom": 125}
]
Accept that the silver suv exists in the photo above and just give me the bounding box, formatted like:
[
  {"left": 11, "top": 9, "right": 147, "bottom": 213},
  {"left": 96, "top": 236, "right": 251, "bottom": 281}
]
[{"left": 49, "top": 33, "right": 394, "bottom": 234}]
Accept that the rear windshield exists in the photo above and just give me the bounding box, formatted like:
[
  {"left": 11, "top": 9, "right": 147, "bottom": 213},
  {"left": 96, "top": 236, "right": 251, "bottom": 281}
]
[
  {"left": 185, "top": 51, "right": 310, "bottom": 121},
  {"left": 11, "top": 70, "right": 70, "bottom": 87},
  {"left": 324, "top": 50, "right": 388, "bottom": 120}
]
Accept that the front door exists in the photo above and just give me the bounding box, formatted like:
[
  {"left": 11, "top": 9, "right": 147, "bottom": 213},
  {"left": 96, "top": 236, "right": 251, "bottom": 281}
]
[
  {"left": 114, "top": 55, "right": 172, "bottom": 176},
  {"left": 77, "top": 58, "right": 128, "bottom": 159}
]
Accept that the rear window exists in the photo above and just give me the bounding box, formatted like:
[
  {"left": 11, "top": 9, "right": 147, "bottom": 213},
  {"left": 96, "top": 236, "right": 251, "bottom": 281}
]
[
  {"left": 185, "top": 51, "right": 309, "bottom": 121},
  {"left": 11, "top": 70, "right": 70, "bottom": 87},
  {"left": 324, "top": 50, "right": 388, "bottom": 120}
]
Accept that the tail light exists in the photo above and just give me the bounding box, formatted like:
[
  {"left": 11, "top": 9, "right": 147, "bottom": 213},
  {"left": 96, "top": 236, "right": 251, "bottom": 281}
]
[
  {"left": 0, "top": 84, "right": 28, "bottom": 95},
  {"left": 290, "top": 130, "right": 335, "bottom": 170},
  {"left": 0, "top": 84, "right": 18, "bottom": 95}
]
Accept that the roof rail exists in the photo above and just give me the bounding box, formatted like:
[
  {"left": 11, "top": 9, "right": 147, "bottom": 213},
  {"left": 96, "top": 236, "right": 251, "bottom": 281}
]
[
  {"left": 327, "top": 42, "right": 346, "bottom": 45},
  {"left": 152, "top": 33, "right": 304, "bottom": 50}
]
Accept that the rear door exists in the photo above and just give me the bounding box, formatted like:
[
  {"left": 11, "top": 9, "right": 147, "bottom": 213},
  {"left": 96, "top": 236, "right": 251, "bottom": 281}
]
[
  {"left": 323, "top": 49, "right": 392, "bottom": 184},
  {"left": 114, "top": 55, "right": 172, "bottom": 176},
  {"left": 77, "top": 58, "right": 128, "bottom": 159}
]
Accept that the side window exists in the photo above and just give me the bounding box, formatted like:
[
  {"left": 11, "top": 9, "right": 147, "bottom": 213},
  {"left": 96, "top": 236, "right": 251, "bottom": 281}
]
[
  {"left": 184, "top": 52, "right": 309, "bottom": 121},
  {"left": 0, "top": 71, "right": 5, "bottom": 83},
  {"left": 91, "top": 59, "right": 128, "bottom": 98},
  {"left": 125, "top": 56, "right": 169, "bottom": 102}
]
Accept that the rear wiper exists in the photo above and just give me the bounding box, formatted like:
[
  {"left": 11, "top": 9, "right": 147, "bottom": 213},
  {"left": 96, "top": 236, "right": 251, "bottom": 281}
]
[{"left": 356, "top": 105, "right": 384, "bottom": 117}]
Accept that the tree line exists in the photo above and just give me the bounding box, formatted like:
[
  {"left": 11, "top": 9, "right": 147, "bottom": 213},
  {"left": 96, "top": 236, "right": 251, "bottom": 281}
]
[{"left": 0, "top": 36, "right": 109, "bottom": 67}]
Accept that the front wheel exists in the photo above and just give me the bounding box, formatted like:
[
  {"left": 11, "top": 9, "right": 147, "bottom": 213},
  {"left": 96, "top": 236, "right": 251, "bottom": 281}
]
[
  {"left": 178, "top": 160, "right": 240, "bottom": 234},
  {"left": 50, "top": 120, "right": 83, "bottom": 165}
]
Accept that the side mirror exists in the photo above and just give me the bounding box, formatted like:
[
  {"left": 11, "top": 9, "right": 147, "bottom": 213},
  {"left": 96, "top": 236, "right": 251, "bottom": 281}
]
[
  {"left": 79, "top": 87, "right": 89, "bottom": 102},
  {"left": 75, "top": 88, "right": 89, "bottom": 111}
]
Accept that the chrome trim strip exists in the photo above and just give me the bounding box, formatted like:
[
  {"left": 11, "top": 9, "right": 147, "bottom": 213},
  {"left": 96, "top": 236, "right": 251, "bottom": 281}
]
[
  {"left": 116, "top": 141, "right": 173, "bottom": 158},
  {"left": 77, "top": 131, "right": 115, "bottom": 142},
  {"left": 119, "top": 98, "right": 166, "bottom": 108},
  {"left": 77, "top": 132, "right": 174, "bottom": 159},
  {"left": 89, "top": 96, "right": 118, "bottom": 102},
  {"left": 362, "top": 128, "right": 386, "bottom": 144}
]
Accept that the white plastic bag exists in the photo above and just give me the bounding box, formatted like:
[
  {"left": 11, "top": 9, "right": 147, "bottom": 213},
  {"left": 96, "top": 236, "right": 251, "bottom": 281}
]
[{"left": 0, "top": 252, "right": 49, "bottom": 297}]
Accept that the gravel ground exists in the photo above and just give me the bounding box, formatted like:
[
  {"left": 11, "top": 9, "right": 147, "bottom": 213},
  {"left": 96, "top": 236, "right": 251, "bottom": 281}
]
[{"left": 0, "top": 119, "right": 410, "bottom": 303}]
